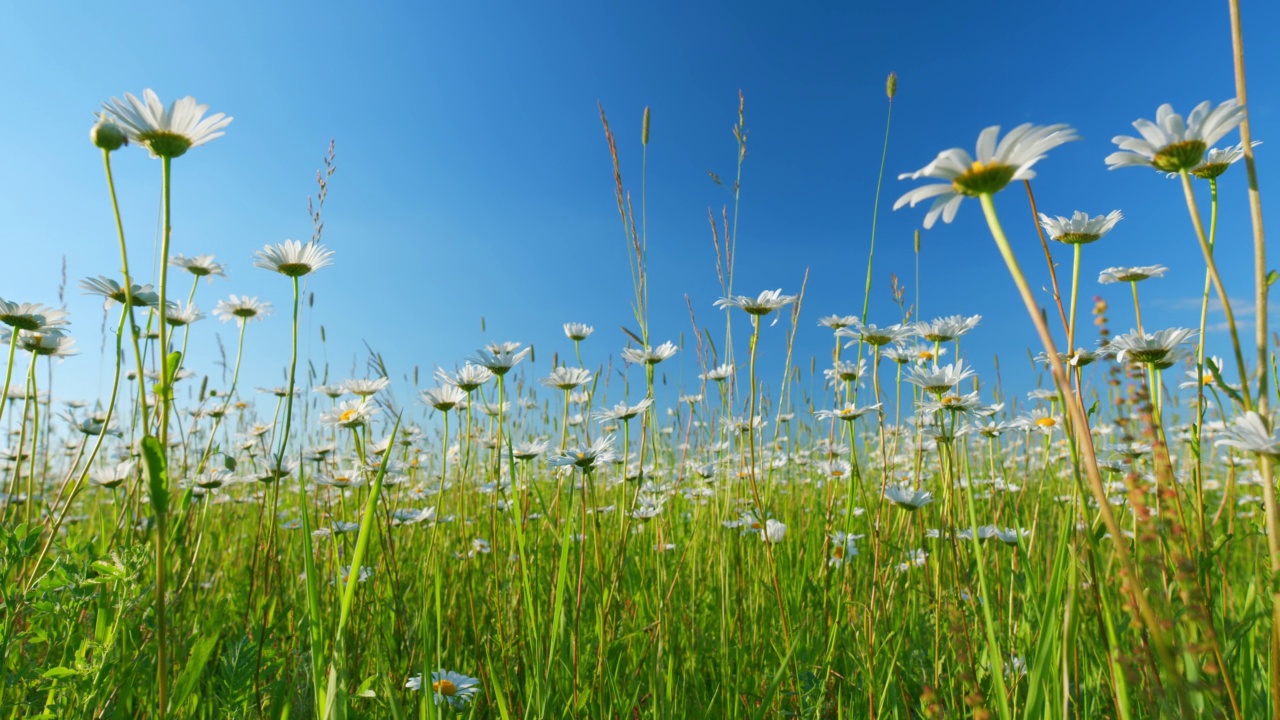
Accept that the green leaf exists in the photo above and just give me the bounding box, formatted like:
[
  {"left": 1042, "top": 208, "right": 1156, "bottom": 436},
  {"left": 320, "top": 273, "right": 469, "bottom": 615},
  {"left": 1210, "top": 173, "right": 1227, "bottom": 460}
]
[
  {"left": 170, "top": 632, "right": 219, "bottom": 713},
  {"left": 223, "top": 454, "right": 237, "bottom": 472},
  {"left": 140, "top": 436, "right": 169, "bottom": 517},
  {"left": 1267, "top": 269, "right": 1279, "bottom": 287},
  {"left": 42, "top": 666, "right": 79, "bottom": 679}
]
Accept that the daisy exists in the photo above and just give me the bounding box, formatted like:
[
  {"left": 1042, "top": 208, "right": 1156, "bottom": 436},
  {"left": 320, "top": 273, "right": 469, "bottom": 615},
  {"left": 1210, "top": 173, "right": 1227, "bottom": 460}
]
[
  {"left": 761, "top": 518, "right": 787, "bottom": 544},
  {"left": 1038, "top": 210, "right": 1123, "bottom": 245},
  {"left": 1187, "top": 141, "right": 1262, "bottom": 180},
  {"left": 593, "top": 398, "right": 654, "bottom": 423},
  {"left": 470, "top": 343, "right": 531, "bottom": 376},
  {"left": 0, "top": 299, "right": 69, "bottom": 332},
  {"left": 817, "top": 315, "right": 860, "bottom": 330},
  {"left": 164, "top": 303, "right": 204, "bottom": 327},
  {"left": 169, "top": 254, "right": 227, "bottom": 280},
  {"left": 212, "top": 295, "right": 272, "bottom": 323},
  {"left": 548, "top": 434, "right": 617, "bottom": 471},
  {"left": 906, "top": 360, "right": 975, "bottom": 395},
  {"left": 700, "top": 363, "right": 734, "bottom": 382},
  {"left": 714, "top": 288, "right": 797, "bottom": 316},
  {"left": 921, "top": 392, "right": 984, "bottom": 416},
  {"left": 884, "top": 485, "right": 935, "bottom": 510},
  {"left": 564, "top": 322, "right": 594, "bottom": 341},
  {"left": 823, "top": 359, "right": 866, "bottom": 384},
  {"left": 814, "top": 402, "right": 880, "bottom": 422},
  {"left": 254, "top": 240, "right": 334, "bottom": 277},
  {"left": 1098, "top": 265, "right": 1167, "bottom": 284},
  {"left": 540, "top": 366, "right": 592, "bottom": 391},
  {"left": 621, "top": 341, "right": 678, "bottom": 365},
  {"left": 80, "top": 276, "right": 161, "bottom": 308},
  {"left": 1106, "top": 100, "right": 1246, "bottom": 173},
  {"left": 406, "top": 669, "right": 482, "bottom": 709},
  {"left": 320, "top": 398, "right": 378, "bottom": 429},
  {"left": 1216, "top": 412, "right": 1280, "bottom": 457},
  {"left": 828, "top": 531, "right": 860, "bottom": 568},
  {"left": 1104, "top": 328, "right": 1196, "bottom": 366},
  {"left": 343, "top": 377, "right": 390, "bottom": 397},
  {"left": 90, "top": 461, "right": 134, "bottom": 489},
  {"left": 437, "top": 363, "right": 494, "bottom": 391},
  {"left": 512, "top": 439, "right": 549, "bottom": 460},
  {"left": 895, "top": 124, "right": 1079, "bottom": 228},
  {"left": 314, "top": 385, "right": 346, "bottom": 399},
  {"left": 102, "top": 89, "right": 232, "bottom": 158},
  {"left": 837, "top": 320, "right": 914, "bottom": 347},
  {"left": 17, "top": 330, "right": 78, "bottom": 357},
  {"left": 420, "top": 385, "right": 467, "bottom": 412},
  {"left": 914, "top": 315, "right": 981, "bottom": 343}
]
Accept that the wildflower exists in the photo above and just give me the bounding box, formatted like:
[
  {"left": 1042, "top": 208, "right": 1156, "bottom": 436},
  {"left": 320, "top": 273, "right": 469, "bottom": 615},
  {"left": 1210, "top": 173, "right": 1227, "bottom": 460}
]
[
  {"left": 837, "top": 320, "right": 914, "bottom": 347},
  {"left": 1216, "top": 412, "right": 1280, "bottom": 457},
  {"left": 17, "top": 330, "right": 78, "bottom": 357},
  {"left": 1188, "top": 141, "right": 1262, "bottom": 179},
  {"left": 762, "top": 519, "right": 787, "bottom": 543},
  {"left": 548, "top": 434, "right": 617, "bottom": 471},
  {"left": 914, "top": 315, "right": 981, "bottom": 343},
  {"left": 884, "top": 485, "right": 935, "bottom": 510},
  {"left": 420, "top": 385, "right": 467, "bottom": 412},
  {"left": 700, "top": 363, "right": 734, "bottom": 382},
  {"left": 906, "top": 360, "right": 975, "bottom": 395},
  {"left": 593, "top": 398, "right": 653, "bottom": 423},
  {"left": 314, "top": 385, "right": 346, "bottom": 399},
  {"left": 895, "top": 124, "right": 1079, "bottom": 228},
  {"left": 823, "top": 359, "right": 866, "bottom": 384},
  {"left": 1038, "top": 210, "right": 1123, "bottom": 245},
  {"left": 90, "top": 461, "right": 134, "bottom": 489},
  {"left": 169, "top": 254, "right": 227, "bottom": 280},
  {"left": 512, "top": 440, "right": 549, "bottom": 460},
  {"left": 621, "top": 341, "right": 678, "bottom": 365},
  {"left": 102, "top": 89, "right": 232, "bottom": 158},
  {"left": 437, "top": 363, "right": 494, "bottom": 391},
  {"left": 1098, "top": 265, "right": 1167, "bottom": 284},
  {"left": 814, "top": 402, "right": 880, "bottom": 422},
  {"left": 254, "top": 240, "right": 334, "bottom": 277},
  {"left": 1104, "top": 328, "right": 1196, "bottom": 365},
  {"left": 343, "top": 377, "right": 389, "bottom": 397},
  {"left": 714, "top": 289, "right": 797, "bottom": 317},
  {"left": 320, "top": 398, "right": 378, "bottom": 429},
  {"left": 1106, "top": 100, "right": 1245, "bottom": 173},
  {"left": 817, "top": 315, "right": 859, "bottom": 330},
  {"left": 212, "top": 295, "right": 272, "bottom": 323},
  {"left": 828, "top": 531, "right": 860, "bottom": 568},
  {"left": 0, "top": 299, "right": 69, "bottom": 332},
  {"left": 470, "top": 343, "right": 531, "bottom": 376},
  {"left": 80, "top": 276, "right": 161, "bottom": 308},
  {"left": 406, "top": 670, "right": 481, "bottom": 709},
  {"left": 922, "top": 392, "right": 984, "bottom": 416},
  {"left": 564, "top": 322, "right": 594, "bottom": 341},
  {"left": 541, "top": 366, "right": 592, "bottom": 391},
  {"left": 164, "top": 303, "right": 203, "bottom": 327},
  {"left": 90, "top": 116, "right": 128, "bottom": 151}
]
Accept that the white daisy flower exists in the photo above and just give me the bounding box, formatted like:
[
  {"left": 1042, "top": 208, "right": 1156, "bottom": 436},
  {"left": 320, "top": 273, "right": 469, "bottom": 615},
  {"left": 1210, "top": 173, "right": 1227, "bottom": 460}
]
[
  {"left": 406, "top": 669, "right": 481, "bottom": 709},
  {"left": 914, "top": 314, "right": 981, "bottom": 343},
  {"left": 1215, "top": 412, "right": 1280, "bottom": 458},
  {"left": 621, "top": 341, "right": 678, "bottom": 365},
  {"left": 1106, "top": 100, "right": 1246, "bottom": 173},
  {"left": 101, "top": 89, "right": 232, "bottom": 158},
  {"left": 884, "top": 485, "right": 935, "bottom": 510},
  {"left": 895, "top": 124, "right": 1079, "bottom": 228},
  {"left": 470, "top": 343, "right": 531, "bottom": 376},
  {"left": 0, "top": 299, "right": 69, "bottom": 332},
  {"left": 1038, "top": 210, "right": 1123, "bottom": 245},
  {"left": 436, "top": 363, "right": 494, "bottom": 391},
  {"left": 319, "top": 398, "right": 378, "bottom": 429},
  {"left": 254, "top": 240, "right": 335, "bottom": 277},
  {"left": 714, "top": 288, "right": 797, "bottom": 316},
  {"left": 1098, "top": 265, "right": 1168, "bottom": 284},
  {"left": 212, "top": 295, "right": 272, "bottom": 323},
  {"left": 169, "top": 254, "right": 227, "bottom": 280},
  {"left": 80, "top": 276, "right": 162, "bottom": 308},
  {"left": 420, "top": 385, "right": 467, "bottom": 412},
  {"left": 1103, "top": 327, "right": 1196, "bottom": 365},
  {"left": 564, "top": 322, "right": 594, "bottom": 341},
  {"left": 541, "top": 366, "right": 592, "bottom": 391}
]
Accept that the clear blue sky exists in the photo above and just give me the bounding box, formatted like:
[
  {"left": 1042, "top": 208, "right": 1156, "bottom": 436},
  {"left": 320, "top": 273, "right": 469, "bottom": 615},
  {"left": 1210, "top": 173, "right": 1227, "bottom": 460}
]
[{"left": 1, "top": 1, "right": 1276, "bottom": 412}]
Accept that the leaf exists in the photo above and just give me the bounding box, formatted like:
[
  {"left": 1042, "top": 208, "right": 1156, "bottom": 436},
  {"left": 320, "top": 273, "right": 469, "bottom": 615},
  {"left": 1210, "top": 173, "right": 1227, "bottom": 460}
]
[
  {"left": 42, "top": 666, "right": 79, "bottom": 679},
  {"left": 1268, "top": 269, "right": 1279, "bottom": 287},
  {"left": 170, "top": 633, "right": 219, "bottom": 712},
  {"left": 140, "top": 436, "right": 169, "bottom": 518},
  {"left": 223, "top": 454, "right": 237, "bottom": 472},
  {"left": 355, "top": 674, "right": 378, "bottom": 698}
]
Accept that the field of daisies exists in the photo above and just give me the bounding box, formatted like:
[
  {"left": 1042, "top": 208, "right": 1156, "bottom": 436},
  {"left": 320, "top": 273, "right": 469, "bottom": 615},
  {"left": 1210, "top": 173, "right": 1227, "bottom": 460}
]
[{"left": 3, "top": 18, "right": 1280, "bottom": 720}]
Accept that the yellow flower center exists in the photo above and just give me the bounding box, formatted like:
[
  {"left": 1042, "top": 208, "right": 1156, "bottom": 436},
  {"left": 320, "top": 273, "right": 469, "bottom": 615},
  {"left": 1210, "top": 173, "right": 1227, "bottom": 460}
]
[
  {"left": 952, "top": 159, "right": 1017, "bottom": 196},
  {"left": 833, "top": 546, "right": 844, "bottom": 559},
  {"left": 919, "top": 351, "right": 935, "bottom": 361},
  {"left": 433, "top": 679, "right": 457, "bottom": 696},
  {"left": 941, "top": 395, "right": 962, "bottom": 406},
  {"left": 1035, "top": 417, "right": 1057, "bottom": 428},
  {"left": 339, "top": 409, "right": 358, "bottom": 423}
]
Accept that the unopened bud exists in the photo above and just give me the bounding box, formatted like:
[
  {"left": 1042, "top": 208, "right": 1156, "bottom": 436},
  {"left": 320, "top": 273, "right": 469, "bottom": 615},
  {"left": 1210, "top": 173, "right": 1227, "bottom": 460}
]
[
  {"left": 886, "top": 72, "right": 897, "bottom": 100},
  {"left": 91, "top": 117, "right": 128, "bottom": 152}
]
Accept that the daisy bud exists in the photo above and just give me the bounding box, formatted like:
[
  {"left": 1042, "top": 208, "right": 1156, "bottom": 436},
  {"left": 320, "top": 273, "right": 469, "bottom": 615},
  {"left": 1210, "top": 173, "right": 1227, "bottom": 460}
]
[
  {"left": 91, "top": 117, "right": 128, "bottom": 152},
  {"left": 642, "top": 106, "right": 651, "bottom": 146},
  {"left": 886, "top": 72, "right": 897, "bottom": 100}
]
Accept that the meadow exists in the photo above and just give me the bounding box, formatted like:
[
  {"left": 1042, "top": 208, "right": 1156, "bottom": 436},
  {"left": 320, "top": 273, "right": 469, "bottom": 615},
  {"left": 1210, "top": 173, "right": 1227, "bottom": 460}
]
[{"left": 2, "top": 6, "right": 1279, "bottom": 719}]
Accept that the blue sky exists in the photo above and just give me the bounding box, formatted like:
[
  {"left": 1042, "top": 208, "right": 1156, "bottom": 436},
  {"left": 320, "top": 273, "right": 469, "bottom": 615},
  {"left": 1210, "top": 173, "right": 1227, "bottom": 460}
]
[{"left": 1, "top": 1, "right": 1276, "bottom": 415}]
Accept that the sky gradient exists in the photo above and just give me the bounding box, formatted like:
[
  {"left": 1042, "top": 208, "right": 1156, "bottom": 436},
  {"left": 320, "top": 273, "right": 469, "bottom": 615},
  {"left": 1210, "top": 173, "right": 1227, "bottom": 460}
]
[{"left": 1, "top": 0, "right": 1277, "bottom": 415}]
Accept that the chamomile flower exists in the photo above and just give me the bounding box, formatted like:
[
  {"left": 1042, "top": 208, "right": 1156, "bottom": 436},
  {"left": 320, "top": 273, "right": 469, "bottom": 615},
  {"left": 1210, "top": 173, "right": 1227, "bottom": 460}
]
[
  {"left": 817, "top": 315, "right": 860, "bottom": 330},
  {"left": 837, "top": 320, "right": 915, "bottom": 347},
  {"left": 1098, "top": 265, "right": 1167, "bottom": 284},
  {"left": 254, "top": 240, "right": 334, "bottom": 277},
  {"left": 1038, "top": 210, "right": 1123, "bottom": 245},
  {"left": 320, "top": 398, "right": 378, "bottom": 429},
  {"left": 406, "top": 670, "right": 481, "bottom": 709},
  {"left": 1104, "top": 328, "right": 1196, "bottom": 366},
  {"left": 884, "top": 485, "right": 935, "bottom": 510},
  {"left": 621, "top": 341, "right": 678, "bottom": 365},
  {"left": 906, "top": 360, "right": 975, "bottom": 395},
  {"left": 80, "top": 276, "right": 161, "bottom": 308},
  {"left": 823, "top": 359, "right": 867, "bottom": 384},
  {"left": 761, "top": 518, "right": 787, "bottom": 544},
  {"left": 700, "top": 363, "right": 734, "bottom": 382},
  {"left": 564, "top": 323, "right": 594, "bottom": 341},
  {"left": 343, "top": 377, "right": 389, "bottom": 397},
  {"left": 169, "top": 254, "right": 227, "bottom": 280},
  {"left": 17, "top": 330, "right": 78, "bottom": 357},
  {"left": 512, "top": 440, "right": 549, "bottom": 460},
  {"left": 814, "top": 403, "right": 880, "bottom": 422},
  {"left": 1188, "top": 141, "right": 1262, "bottom": 179},
  {"left": 914, "top": 315, "right": 981, "bottom": 343},
  {"left": 714, "top": 288, "right": 797, "bottom": 316},
  {"left": 420, "top": 385, "right": 467, "bottom": 412},
  {"left": 1106, "top": 100, "right": 1246, "bottom": 173},
  {"left": 90, "top": 461, "right": 134, "bottom": 489},
  {"left": 437, "top": 363, "right": 494, "bottom": 391},
  {"left": 593, "top": 398, "right": 654, "bottom": 423},
  {"left": 470, "top": 343, "right": 531, "bottom": 376},
  {"left": 541, "top": 366, "right": 592, "bottom": 391},
  {"left": 212, "top": 295, "right": 272, "bottom": 323},
  {"left": 0, "top": 299, "right": 68, "bottom": 332},
  {"left": 894, "top": 124, "right": 1079, "bottom": 228},
  {"left": 548, "top": 434, "right": 617, "bottom": 471},
  {"left": 828, "top": 531, "right": 860, "bottom": 568},
  {"left": 164, "top": 303, "right": 204, "bottom": 327},
  {"left": 102, "top": 89, "right": 232, "bottom": 158},
  {"left": 1216, "top": 412, "right": 1280, "bottom": 457}
]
